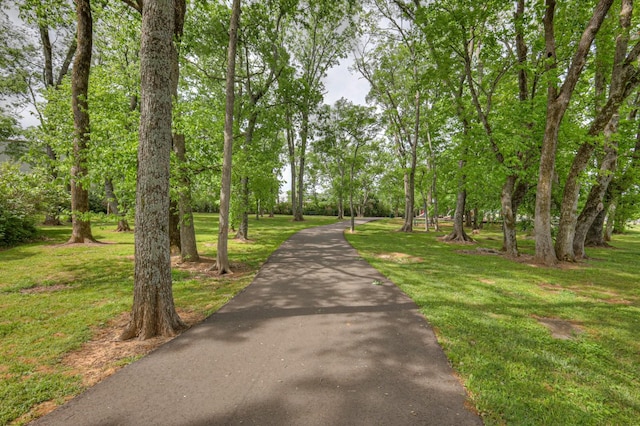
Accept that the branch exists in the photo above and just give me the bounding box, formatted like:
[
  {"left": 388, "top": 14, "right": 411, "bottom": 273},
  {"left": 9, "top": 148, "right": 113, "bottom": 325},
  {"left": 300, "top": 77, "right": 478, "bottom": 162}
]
[{"left": 121, "top": 0, "right": 142, "bottom": 13}]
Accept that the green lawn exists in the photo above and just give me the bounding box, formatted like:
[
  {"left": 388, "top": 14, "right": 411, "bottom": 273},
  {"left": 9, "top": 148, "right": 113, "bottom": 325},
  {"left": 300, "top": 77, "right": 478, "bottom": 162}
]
[
  {"left": 0, "top": 213, "right": 337, "bottom": 425},
  {"left": 346, "top": 219, "right": 640, "bottom": 425}
]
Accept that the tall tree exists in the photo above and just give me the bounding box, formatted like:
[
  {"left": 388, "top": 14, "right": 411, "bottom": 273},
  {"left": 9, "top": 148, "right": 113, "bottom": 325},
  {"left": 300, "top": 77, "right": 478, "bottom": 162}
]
[
  {"left": 171, "top": 0, "right": 199, "bottom": 262},
  {"left": 216, "top": 0, "right": 241, "bottom": 275},
  {"left": 555, "top": 0, "right": 640, "bottom": 261},
  {"left": 121, "top": 0, "right": 186, "bottom": 340},
  {"left": 286, "top": 0, "right": 358, "bottom": 221},
  {"left": 67, "top": 0, "right": 95, "bottom": 243},
  {"left": 534, "top": 0, "right": 614, "bottom": 265}
]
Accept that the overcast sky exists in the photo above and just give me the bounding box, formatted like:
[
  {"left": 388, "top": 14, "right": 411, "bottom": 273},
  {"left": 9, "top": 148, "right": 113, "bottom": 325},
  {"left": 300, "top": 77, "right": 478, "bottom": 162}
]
[{"left": 322, "top": 56, "right": 370, "bottom": 106}]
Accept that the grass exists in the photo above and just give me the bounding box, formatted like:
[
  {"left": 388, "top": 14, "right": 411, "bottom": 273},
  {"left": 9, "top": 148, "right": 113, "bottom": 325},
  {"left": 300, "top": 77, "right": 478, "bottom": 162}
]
[
  {"left": 0, "top": 213, "right": 337, "bottom": 425},
  {"left": 345, "top": 219, "right": 640, "bottom": 425}
]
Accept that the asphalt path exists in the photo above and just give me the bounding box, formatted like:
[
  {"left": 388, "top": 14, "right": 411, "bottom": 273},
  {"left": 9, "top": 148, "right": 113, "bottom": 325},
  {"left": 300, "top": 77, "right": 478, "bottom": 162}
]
[{"left": 34, "top": 219, "right": 483, "bottom": 425}]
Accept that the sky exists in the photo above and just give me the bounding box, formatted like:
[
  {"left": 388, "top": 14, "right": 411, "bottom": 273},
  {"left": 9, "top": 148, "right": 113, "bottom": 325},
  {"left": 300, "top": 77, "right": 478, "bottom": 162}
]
[{"left": 322, "top": 56, "right": 370, "bottom": 106}]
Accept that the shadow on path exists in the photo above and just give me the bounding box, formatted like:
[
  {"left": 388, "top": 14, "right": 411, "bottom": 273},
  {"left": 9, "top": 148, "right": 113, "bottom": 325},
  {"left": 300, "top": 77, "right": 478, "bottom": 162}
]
[{"left": 34, "top": 220, "right": 483, "bottom": 426}]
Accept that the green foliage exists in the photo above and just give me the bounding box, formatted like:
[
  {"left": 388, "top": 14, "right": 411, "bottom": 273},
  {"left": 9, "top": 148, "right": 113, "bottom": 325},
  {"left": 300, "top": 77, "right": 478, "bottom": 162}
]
[
  {"left": 348, "top": 220, "right": 640, "bottom": 425},
  {"left": 0, "top": 163, "right": 60, "bottom": 246}
]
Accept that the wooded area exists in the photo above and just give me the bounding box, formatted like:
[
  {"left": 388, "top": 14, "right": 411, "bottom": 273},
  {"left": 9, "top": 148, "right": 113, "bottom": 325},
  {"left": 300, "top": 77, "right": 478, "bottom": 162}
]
[{"left": 2, "top": 0, "right": 640, "bottom": 338}]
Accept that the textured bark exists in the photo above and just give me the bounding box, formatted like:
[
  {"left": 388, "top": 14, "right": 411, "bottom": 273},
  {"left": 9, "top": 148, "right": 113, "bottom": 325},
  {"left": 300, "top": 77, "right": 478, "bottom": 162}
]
[
  {"left": 573, "top": 135, "right": 618, "bottom": 258},
  {"left": 121, "top": 0, "right": 186, "bottom": 340},
  {"left": 216, "top": 0, "right": 241, "bottom": 275},
  {"left": 68, "top": 0, "right": 95, "bottom": 244},
  {"left": 585, "top": 208, "right": 608, "bottom": 247},
  {"left": 501, "top": 176, "right": 519, "bottom": 256},
  {"left": 443, "top": 184, "right": 471, "bottom": 243},
  {"left": 534, "top": 0, "right": 614, "bottom": 265}
]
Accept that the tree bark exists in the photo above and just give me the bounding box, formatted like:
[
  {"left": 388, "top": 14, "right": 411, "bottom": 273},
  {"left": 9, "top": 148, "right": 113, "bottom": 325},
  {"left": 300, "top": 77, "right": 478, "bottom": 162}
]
[
  {"left": 534, "top": 0, "right": 613, "bottom": 265},
  {"left": 105, "top": 179, "right": 130, "bottom": 232},
  {"left": 121, "top": 0, "right": 186, "bottom": 340},
  {"left": 216, "top": 0, "right": 241, "bottom": 274},
  {"left": 68, "top": 0, "right": 95, "bottom": 244},
  {"left": 443, "top": 157, "right": 472, "bottom": 243}
]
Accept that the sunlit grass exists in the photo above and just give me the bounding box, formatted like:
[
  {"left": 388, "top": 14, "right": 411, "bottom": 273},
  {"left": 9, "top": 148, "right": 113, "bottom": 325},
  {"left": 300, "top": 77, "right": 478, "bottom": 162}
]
[
  {"left": 0, "top": 213, "right": 337, "bottom": 425},
  {"left": 346, "top": 219, "right": 640, "bottom": 425}
]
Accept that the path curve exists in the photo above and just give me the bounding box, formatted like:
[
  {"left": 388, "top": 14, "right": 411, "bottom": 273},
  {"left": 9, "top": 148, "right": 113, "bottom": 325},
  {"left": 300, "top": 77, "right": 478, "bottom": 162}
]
[{"left": 35, "top": 220, "right": 482, "bottom": 425}]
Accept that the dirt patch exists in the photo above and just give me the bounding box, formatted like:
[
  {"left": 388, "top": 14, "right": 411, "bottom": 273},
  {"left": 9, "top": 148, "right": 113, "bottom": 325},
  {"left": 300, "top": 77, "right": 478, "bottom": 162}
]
[
  {"left": 375, "top": 252, "right": 424, "bottom": 263},
  {"left": 63, "top": 309, "right": 206, "bottom": 388},
  {"left": 15, "top": 309, "right": 205, "bottom": 423},
  {"left": 19, "top": 284, "right": 75, "bottom": 294},
  {"left": 171, "top": 256, "right": 253, "bottom": 278},
  {"left": 533, "top": 316, "right": 584, "bottom": 340},
  {"left": 458, "top": 247, "right": 502, "bottom": 255}
]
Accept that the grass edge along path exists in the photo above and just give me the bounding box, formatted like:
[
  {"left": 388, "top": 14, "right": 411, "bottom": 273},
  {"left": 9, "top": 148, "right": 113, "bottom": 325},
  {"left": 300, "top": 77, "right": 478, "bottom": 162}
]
[
  {"left": 346, "top": 219, "right": 640, "bottom": 426},
  {"left": 0, "top": 214, "right": 337, "bottom": 425}
]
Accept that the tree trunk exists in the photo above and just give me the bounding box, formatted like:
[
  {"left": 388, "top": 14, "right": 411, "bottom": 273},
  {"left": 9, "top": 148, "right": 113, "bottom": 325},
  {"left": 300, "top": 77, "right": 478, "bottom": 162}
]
[
  {"left": 216, "top": 0, "right": 240, "bottom": 275},
  {"left": 443, "top": 158, "right": 472, "bottom": 243},
  {"left": 286, "top": 110, "right": 297, "bottom": 220},
  {"left": 556, "top": 0, "right": 637, "bottom": 261},
  {"left": 585, "top": 208, "right": 607, "bottom": 247},
  {"left": 535, "top": 0, "right": 613, "bottom": 265},
  {"left": 235, "top": 176, "right": 250, "bottom": 240},
  {"left": 170, "top": 0, "right": 198, "bottom": 262},
  {"left": 121, "top": 0, "right": 186, "bottom": 341},
  {"left": 294, "top": 109, "right": 308, "bottom": 222},
  {"left": 501, "top": 175, "right": 519, "bottom": 256},
  {"left": 169, "top": 199, "right": 181, "bottom": 253},
  {"left": 573, "top": 136, "right": 618, "bottom": 258},
  {"left": 68, "top": 0, "right": 95, "bottom": 244},
  {"left": 105, "top": 179, "right": 130, "bottom": 232},
  {"left": 174, "top": 134, "right": 199, "bottom": 261},
  {"left": 236, "top": 110, "right": 258, "bottom": 240}
]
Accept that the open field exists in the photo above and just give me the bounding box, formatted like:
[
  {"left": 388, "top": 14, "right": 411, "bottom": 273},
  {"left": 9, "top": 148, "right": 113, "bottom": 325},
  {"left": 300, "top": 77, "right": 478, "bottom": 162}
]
[
  {"left": 0, "top": 214, "right": 337, "bottom": 425},
  {"left": 346, "top": 219, "right": 640, "bottom": 425}
]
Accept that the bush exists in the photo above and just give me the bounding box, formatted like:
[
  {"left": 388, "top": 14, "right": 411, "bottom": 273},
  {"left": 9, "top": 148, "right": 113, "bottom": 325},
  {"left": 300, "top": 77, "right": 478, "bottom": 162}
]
[{"left": 0, "top": 163, "right": 49, "bottom": 246}]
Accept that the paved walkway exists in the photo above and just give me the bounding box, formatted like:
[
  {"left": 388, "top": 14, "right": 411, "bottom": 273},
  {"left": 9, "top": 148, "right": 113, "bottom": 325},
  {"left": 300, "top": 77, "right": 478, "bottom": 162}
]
[{"left": 35, "top": 220, "right": 482, "bottom": 425}]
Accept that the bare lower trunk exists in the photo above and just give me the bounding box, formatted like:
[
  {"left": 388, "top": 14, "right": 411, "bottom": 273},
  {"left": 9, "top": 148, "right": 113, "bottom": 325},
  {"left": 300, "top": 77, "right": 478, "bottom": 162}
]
[
  {"left": 169, "top": 199, "right": 181, "bottom": 254},
  {"left": 573, "top": 140, "right": 618, "bottom": 258},
  {"left": 501, "top": 175, "right": 518, "bottom": 256},
  {"left": 294, "top": 109, "right": 308, "bottom": 222},
  {"left": 105, "top": 179, "right": 131, "bottom": 232},
  {"left": 585, "top": 208, "right": 608, "bottom": 247},
  {"left": 216, "top": 0, "right": 240, "bottom": 275},
  {"left": 235, "top": 176, "right": 249, "bottom": 240},
  {"left": 443, "top": 186, "right": 472, "bottom": 243},
  {"left": 399, "top": 171, "right": 414, "bottom": 232},
  {"left": 68, "top": 0, "right": 95, "bottom": 244},
  {"left": 121, "top": 0, "right": 186, "bottom": 341}
]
